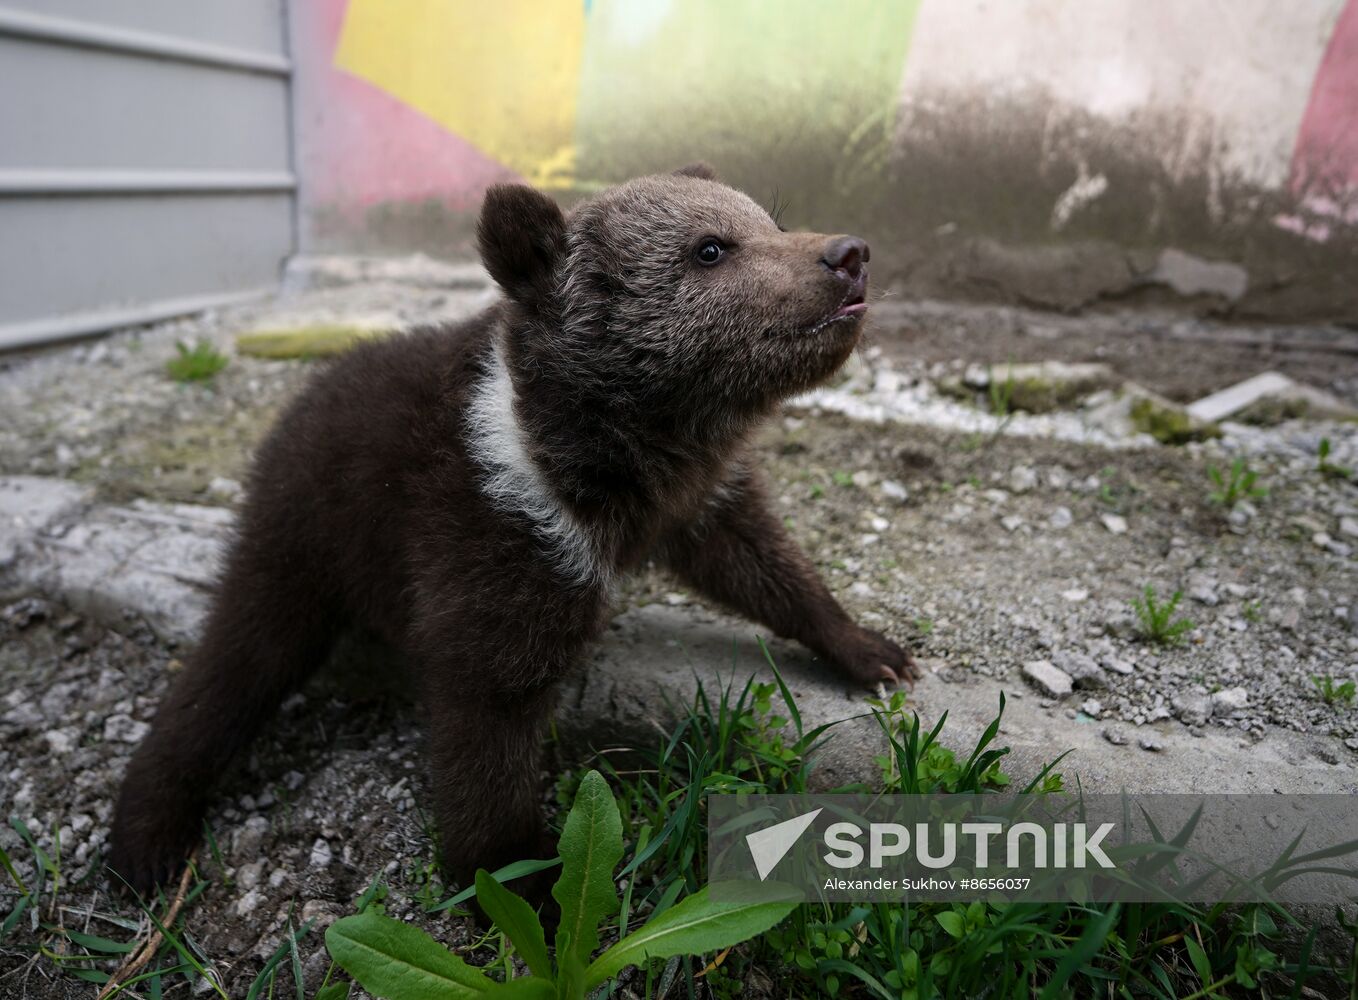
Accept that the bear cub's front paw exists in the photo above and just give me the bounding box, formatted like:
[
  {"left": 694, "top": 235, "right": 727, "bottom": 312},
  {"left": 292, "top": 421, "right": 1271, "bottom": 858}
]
[{"left": 828, "top": 624, "right": 919, "bottom": 689}]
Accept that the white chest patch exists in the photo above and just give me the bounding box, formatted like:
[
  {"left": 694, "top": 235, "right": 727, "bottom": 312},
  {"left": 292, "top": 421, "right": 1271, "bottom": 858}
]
[{"left": 465, "top": 337, "right": 608, "bottom": 588}]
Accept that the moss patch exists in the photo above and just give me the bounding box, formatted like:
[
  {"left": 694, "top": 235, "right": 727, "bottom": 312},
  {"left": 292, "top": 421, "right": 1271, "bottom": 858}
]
[
  {"left": 1130, "top": 396, "right": 1220, "bottom": 445},
  {"left": 236, "top": 324, "right": 390, "bottom": 360}
]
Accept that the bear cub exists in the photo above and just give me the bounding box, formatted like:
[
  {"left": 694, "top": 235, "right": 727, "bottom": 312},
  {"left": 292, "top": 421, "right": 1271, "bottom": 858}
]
[{"left": 111, "top": 164, "right": 917, "bottom": 899}]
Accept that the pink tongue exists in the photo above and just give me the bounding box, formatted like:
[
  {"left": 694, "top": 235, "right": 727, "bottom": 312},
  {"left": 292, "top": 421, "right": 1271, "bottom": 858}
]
[{"left": 838, "top": 302, "right": 868, "bottom": 317}]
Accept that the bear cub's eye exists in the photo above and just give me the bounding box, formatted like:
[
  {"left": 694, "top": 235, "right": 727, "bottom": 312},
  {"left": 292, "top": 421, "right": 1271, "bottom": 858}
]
[{"left": 695, "top": 239, "right": 725, "bottom": 266}]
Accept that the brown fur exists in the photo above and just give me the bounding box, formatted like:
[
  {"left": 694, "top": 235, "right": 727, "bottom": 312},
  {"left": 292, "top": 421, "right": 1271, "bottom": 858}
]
[{"left": 110, "top": 167, "right": 916, "bottom": 899}]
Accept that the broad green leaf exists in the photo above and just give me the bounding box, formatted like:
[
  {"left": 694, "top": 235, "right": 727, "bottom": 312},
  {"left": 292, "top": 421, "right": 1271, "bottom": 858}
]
[
  {"left": 551, "top": 770, "right": 623, "bottom": 967},
  {"left": 325, "top": 911, "right": 491, "bottom": 999},
  {"left": 475, "top": 870, "right": 551, "bottom": 979},
  {"left": 479, "top": 979, "right": 555, "bottom": 999},
  {"left": 583, "top": 887, "right": 794, "bottom": 989},
  {"left": 935, "top": 911, "right": 965, "bottom": 939},
  {"left": 555, "top": 934, "right": 586, "bottom": 1000},
  {"left": 1184, "top": 934, "right": 1212, "bottom": 987}
]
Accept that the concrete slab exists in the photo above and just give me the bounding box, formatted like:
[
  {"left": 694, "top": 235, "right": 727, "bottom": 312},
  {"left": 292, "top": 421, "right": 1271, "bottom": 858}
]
[
  {"left": 563, "top": 604, "right": 1358, "bottom": 796},
  {"left": 6, "top": 476, "right": 1353, "bottom": 795}
]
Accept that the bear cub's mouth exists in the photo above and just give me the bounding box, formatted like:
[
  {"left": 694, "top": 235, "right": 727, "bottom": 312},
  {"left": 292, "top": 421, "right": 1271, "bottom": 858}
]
[{"left": 828, "top": 269, "right": 869, "bottom": 323}]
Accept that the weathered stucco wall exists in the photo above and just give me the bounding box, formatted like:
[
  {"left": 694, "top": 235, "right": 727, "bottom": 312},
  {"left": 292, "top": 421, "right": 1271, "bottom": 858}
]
[{"left": 292, "top": 0, "right": 1358, "bottom": 322}]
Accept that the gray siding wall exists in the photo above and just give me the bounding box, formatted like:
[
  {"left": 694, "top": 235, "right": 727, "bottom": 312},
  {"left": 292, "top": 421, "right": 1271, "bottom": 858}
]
[{"left": 0, "top": 1, "right": 294, "bottom": 350}]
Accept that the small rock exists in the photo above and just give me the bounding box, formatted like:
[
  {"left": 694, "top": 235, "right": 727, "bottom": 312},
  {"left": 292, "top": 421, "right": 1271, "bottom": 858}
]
[
  {"left": 1172, "top": 692, "right": 1213, "bottom": 727},
  {"left": 880, "top": 480, "right": 908, "bottom": 502},
  {"left": 1102, "top": 727, "right": 1128, "bottom": 746},
  {"left": 1138, "top": 734, "right": 1164, "bottom": 752},
  {"left": 1211, "top": 687, "right": 1249, "bottom": 713},
  {"left": 1061, "top": 587, "right": 1089, "bottom": 603},
  {"left": 1022, "top": 660, "right": 1073, "bottom": 699},
  {"left": 309, "top": 838, "right": 332, "bottom": 869},
  {"left": 207, "top": 477, "right": 243, "bottom": 501},
  {"left": 1189, "top": 585, "right": 1218, "bottom": 607},
  {"left": 1102, "top": 656, "right": 1134, "bottom": 675},
  {"left": 1048, "top": 506, "right": 1073, "bottom": 530},
  {"left": 42, "top": 728, "right": 80, "bottom": 755},
  {"left": 1081, "top": 699, "right": 1104, "bottom": 717},
  {"left": 234, "top": 889, "right": 263, "bottom": 917},
  {"left": 237, "top": 861, "right": 264, "bottom": 891},
  {"left": 1341, "top": 517, "right": 1358, "bottom": 539},
  {"left": 1009, "top": 466, "right": 1038, "bottom": 494},
  {"left": 232, "top": 816, "right": 270, "bottom": 861},
  {"left": 1100, "top": 513, "right": 1128, "bottom": 535},
  {"left": 1000, "top": 515, "right": 1023, "bottom": 533},
  {"left": 1055, "top": 651, "right": 1106, "bottom": 689},
  {"left": 102, "top": 715, "right": 150, "bottom": 744}
]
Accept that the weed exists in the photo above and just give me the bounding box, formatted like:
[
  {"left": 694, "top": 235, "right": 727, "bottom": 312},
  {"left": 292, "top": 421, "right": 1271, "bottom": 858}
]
[
  {"left": 1207, "top": 457, "right": 1268, "bottom": 507},
  {"left": 1242, "top": 600, "right": 1263, "bottom": 623},
  {"left": 166, "top": 339, "right": 229, "bottom": 382},
  {"left": 1318, "top": 437, "right": 1353, "bottom": 481},
  {"left": 987, "top": 365, "right": 1015, "bottom": 424},
  {"left": 831, "top": 470, "right": 854, "bottom": 488},
  {"left": 1311, "top": 675, "right": 1357, "bottom": 707},
  {"left": 1132, "top": 586, "right": 1195, "bottom": 645},
  {"left": 324, "top": 770, "right": 795, "bottom": 999}
]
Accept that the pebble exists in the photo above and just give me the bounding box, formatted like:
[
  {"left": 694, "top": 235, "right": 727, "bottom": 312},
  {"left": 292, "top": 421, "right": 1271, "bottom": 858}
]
[
  {"left": 1056, "top": 651, "right": 1106, "bottom": 689},
  {"left": 1000, "top": 515, "right": 1023, "bottom": 532},
  {"left": 1172, "top": 692, "right": 1214, "bottom": 726},
  {"left": 1023, "top": 660, "right": 1073, "bottom": 699},
  {"left": 1048, "top": 506, "right": 1073, "bottom": 529},
  {"left": 1103, "top": 727, "right": 1128, "bottom": 745},
  {"left": 42, "top": 728, "right": 80, "bottom": 754},
  {"left": 1138, "top": 734, "right": 1164, "bottom": 752},
  {"left": 1100, "top": 513, "right": 1128, "bottom": 535},
  {"left": 102, "top": 714, "right": 149, "bottom": 744},
  {"left": 1102, "top": 656, "right": 1134, "bottom": 675},
  {"left": 309, "top": 838, "right": 333, "bottom": 869},
  {"left": 234, "top": 889, "right": 263, "bottom": 917},
  {"left": 1081, "top": 699, "right": 1104, "bottom": 717},
  {"left": 880, "top": 479, "right": 908, "bottom": 502},
  {"left": 232, "top": 816, "right": 270, "bottom": 862},
  {"left": 1211, "top": 686, "right": 1250, "bottom": 713},
  {"left": 1009, "top": 466, "right": 1038, "bottom": 493},
  {"left": 1341, "top": 516, "right": 1358, "bottom": 539}
]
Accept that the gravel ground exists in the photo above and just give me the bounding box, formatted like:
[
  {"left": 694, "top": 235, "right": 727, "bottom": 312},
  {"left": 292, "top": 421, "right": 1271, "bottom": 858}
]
[{"left": 2, "top": 264, "right": 1356, "bottom": 996}]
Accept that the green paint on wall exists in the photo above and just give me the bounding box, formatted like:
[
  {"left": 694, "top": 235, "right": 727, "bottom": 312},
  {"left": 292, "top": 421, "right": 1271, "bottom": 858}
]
[{"left": 572, "top": 0, "right": 922, "bottom": 204}]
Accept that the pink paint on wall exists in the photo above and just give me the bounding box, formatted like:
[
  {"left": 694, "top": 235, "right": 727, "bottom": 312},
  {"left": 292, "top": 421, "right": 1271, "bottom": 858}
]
[
  {"left": 1291, "top": 0, "right": 1358, "bottom": 197},
  {"left": 294, "top": 0, "right": 513, "bottom": 217}
]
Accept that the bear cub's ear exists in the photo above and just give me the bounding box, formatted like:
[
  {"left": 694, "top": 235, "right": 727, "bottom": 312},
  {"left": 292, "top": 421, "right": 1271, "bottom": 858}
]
[
  {"left": 673, "top": 162, "right": 718, "bottom": 181},
  {"left": 477, "top": 184, "right": 566, "bottom": 307}
]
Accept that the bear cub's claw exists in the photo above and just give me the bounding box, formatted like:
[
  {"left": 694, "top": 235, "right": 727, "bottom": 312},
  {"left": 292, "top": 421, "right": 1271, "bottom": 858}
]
[{"left": 830, "top": 625, "right": 920, "bottom": 689}]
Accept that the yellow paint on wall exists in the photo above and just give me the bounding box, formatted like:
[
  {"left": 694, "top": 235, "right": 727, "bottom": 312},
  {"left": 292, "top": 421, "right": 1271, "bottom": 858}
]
[{"left": 333, "top": 0, "right": 586, "bottom": 186}]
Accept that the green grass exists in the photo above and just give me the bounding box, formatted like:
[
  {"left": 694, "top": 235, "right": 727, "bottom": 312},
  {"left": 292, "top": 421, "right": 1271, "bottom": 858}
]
[
  {"left": 1317, "top": 437, "right": 1353, "bottom": 482},
  {"left": 165, "top": 339, "right": 229, "bottom": 382},
  {"left": 1207, "top": 457, "right": 1267, "bottom": 508},
  {"left": 529, "top": 653, "right": 1353, "bottom": 999},
  {"left": 1311, "top": 675, "right": 1357, "bottom": 707},
  {"left": 7, "top": 650, "right": 1358, "bottom": 997},
  {"left": 1131, "top": 586, "right": 1195, "bottom": 646}
]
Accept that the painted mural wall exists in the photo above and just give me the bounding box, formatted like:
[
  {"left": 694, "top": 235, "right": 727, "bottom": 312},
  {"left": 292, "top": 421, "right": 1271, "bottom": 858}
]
[{"left": 291, "top": 0, "right": 1358, "bottom": 321}]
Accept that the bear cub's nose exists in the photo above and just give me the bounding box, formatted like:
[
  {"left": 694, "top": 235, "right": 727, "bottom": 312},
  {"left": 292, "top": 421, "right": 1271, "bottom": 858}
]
[{"left": 821, "top": 236, "right": 870, "bottom": 279}]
